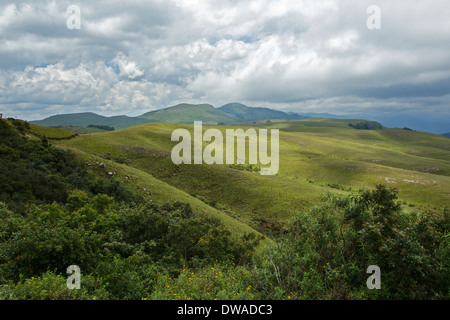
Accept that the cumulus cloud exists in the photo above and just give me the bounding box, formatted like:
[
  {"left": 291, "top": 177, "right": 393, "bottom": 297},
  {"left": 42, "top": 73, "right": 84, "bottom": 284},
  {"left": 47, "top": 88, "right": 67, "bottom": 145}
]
[
  {"left": 112, "top": 53, "right": 145, "bottom": 80},
  {"left": 0, "top": 0, "right": 449, "bottom": 120}
]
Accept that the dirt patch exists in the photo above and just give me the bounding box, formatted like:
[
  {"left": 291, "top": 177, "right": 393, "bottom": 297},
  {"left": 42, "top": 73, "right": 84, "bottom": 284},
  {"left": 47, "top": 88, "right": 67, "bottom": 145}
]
[{"left": 384, "top": 177, "right": 397, "bottom": 184}]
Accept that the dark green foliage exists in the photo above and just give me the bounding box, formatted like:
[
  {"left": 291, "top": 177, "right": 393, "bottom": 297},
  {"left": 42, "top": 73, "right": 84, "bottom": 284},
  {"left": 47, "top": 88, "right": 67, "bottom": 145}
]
[
  {"left": 0, "top": 119, "right": 136, "bottom": 213},
  {"left": 87, "top": 124, "right": 115, "bottom": 131},
  {"left": 253, "top": 185, "right": 449, "bottom": 299},
  {"left": 0, "top": 271, "right": 108, "bottom": 300},
  {"left": 342, "top": 185, "right": 449, "bottom": 299},
  {"left": 0, "top": 191, "right": 260, "bottom": 299},
  {"left": 0, "top": 119, "right": 261, "bottom": 300},
  {"left": 7, "top": 118, "right": 30, "bottom": 132},
  {"left": 349, "top": 121, "right": 383, "bottom": 130},
  {"left": 1, "top": 118, "right": 447, "bottom": 300}
]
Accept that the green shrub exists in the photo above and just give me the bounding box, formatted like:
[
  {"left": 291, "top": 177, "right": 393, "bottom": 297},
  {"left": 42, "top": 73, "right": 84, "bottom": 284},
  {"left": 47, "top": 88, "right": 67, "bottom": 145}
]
[
  {"left": 0, "top": 191, "right": 260, "bottom": 299},
  {"left": 93, "top": 253, "right": 162, "bottom": 300},
  {"left": 150, "top": 264, "right": 258, "bottom": 300},
  {"left": 0, "top": 271, "right": 108, "bottom": 300},
  {"left": 252, "top": 185, "right": 449, "bottom": 300},
  {"left": 0, "top": 120, "right": 137, "bottom": 213}
]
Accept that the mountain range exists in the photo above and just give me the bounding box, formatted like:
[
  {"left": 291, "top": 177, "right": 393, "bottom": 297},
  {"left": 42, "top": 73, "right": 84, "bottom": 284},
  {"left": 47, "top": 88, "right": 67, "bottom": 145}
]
[
  {"left": 30, "top": 102, "right": 449, "bottom": 135},
  {"left": 31, "top": 102, "right": 307, "bottom": 129}
]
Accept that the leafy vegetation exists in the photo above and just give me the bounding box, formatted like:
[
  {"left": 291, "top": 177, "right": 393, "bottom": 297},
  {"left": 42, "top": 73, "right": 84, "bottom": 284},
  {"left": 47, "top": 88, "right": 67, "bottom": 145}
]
[
  {"left": 0, "top": 119, "right": 136, "bottom": 213},
  {"left": 87, "top": 124, "right": 115, "bottom": 131},
  {"left": 252, "top": 185, "right": 449, "bottom": 299},
  {"left": 1, "top": 183, "right": 447, "bottom": 300},
  {"left": 0, "top": 194, "right": 260, "bottom": 300},
  {"left": 348, "top": 121, "right": 383, "bottom": 130},
  {"left": 0, "top": 118, "right": 448, "bottom": 300},
  {"left": 56, "top": 119, "right": 450, "bottom": 236}
]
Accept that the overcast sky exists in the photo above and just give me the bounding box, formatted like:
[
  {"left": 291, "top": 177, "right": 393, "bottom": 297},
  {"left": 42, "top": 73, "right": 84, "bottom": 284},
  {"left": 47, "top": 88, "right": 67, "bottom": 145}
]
[{"left": 1, "top": 0, "right": 450, "bottom": 120}]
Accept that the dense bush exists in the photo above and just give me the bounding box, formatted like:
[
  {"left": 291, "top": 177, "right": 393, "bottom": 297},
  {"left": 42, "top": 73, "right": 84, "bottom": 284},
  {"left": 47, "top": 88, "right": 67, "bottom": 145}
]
[
  {"left": 252, "top": 185, "right": 449, "bottom": 300},
  {"left": 0, "top": 191, "right": 260, "bottom": 300},
  {"left": 0, "top": 119, "right": 137, "bottom": 213},
  {"left": 149, "top": 264, "right": 258, "bottom": 300},
  {"left": 87, "top": 125, "right": 115, "bottom": 131},
  {"left": 0, "top": 271, "right": 108, "bottom": 300},
  {"left": 1, "top": 119, "right": 447, "bottom": 300},
  {"left": 349, "top": 121, "right": 383, "bottom": 130}
]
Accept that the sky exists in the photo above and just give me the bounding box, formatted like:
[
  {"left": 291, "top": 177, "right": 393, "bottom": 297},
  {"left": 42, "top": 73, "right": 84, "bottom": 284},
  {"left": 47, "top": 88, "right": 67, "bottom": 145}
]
[{"left": 1, "top": 0, "right": 450, "bottom": 123}]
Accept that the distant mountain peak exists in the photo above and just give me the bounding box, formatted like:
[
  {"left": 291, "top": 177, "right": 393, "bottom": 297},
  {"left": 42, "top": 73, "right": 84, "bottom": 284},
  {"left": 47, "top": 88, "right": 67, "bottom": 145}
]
[
  {"left": 218, "top": 103, "right": 308, "bottom": 122},
  {"left": 139, "top": 103, "right": 240, "bottom": 125}
]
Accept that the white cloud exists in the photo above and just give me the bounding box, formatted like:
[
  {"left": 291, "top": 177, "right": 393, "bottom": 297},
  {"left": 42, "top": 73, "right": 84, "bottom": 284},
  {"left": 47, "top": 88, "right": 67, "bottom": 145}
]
[
  {"left": 112, "top": 53, "right": 144, "bottom": 80},
  {"left": 0, "top": 0, "right": 449, "bottom": 120}
]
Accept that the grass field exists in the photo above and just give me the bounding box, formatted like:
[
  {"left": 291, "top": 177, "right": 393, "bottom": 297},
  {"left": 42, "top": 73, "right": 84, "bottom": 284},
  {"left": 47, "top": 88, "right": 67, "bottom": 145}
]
[
  {"left": 29, "top": 123, "right": 77, "bottom": 139},
  {"left": 53, "top": 118, "right": 450, "bottom": 237},
  {"left": 64, "top": 146, "right": 270, "bottom": 246},
  {"left": 56, "top": 126, "right": 109, "bottom": 134},
  {"left": 3, "top": 118, "right": 449, "bottom": 300}
]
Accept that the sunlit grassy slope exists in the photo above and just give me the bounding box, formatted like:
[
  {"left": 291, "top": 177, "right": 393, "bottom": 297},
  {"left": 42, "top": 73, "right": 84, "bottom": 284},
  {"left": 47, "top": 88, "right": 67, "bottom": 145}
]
[
  {"left": 29, "top": 123, "right": 76, "bottom": 139},
  {"left": 63, "top": 147, "right": 269, "bottom": 245},
  {"left": 54, "top": 118, "right": 450, "bottom": 236}
]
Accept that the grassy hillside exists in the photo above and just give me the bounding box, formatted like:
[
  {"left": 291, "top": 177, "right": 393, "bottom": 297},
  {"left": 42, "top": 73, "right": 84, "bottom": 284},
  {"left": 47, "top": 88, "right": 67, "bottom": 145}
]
[
  {"left": 29, "top": 123, "right": 77, "bottom": 139},
  {"left": 26, "top": 124, "right": 269, "bottom": 243},
  {"left": 0, "top": 119, "right": 269, "bottom": 300},
  {"left": 64, "top": 147, "right": 268, "bottom": 243},
  {"left": 55, "top": 118, "right": 450, "bottom": 237},
  {"left": 139, "top": 103, "right": 240, "bottom": 125},
  {"left": 53, "top": 126, "right": 110, "bottom": 134},
  {"left": 2, "top": 118, "right": 449, "bottom": 300}
]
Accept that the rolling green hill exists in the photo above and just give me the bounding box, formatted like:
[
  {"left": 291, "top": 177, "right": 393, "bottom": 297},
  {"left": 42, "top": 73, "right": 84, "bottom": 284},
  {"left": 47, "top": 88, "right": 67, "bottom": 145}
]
[
  {"left": 3, "top": 117, "right": 449, "bottom": 300},
  {"left": 29, "top": 123, "right": 77, "bottom": 139},
  {"left": 30, "top": 103, "right": 309, "bottom": 131},
  {"left": 139, "top": 103, "right": 240, "bottom": 125},
  {"left": 31, "top": 112, "right": 152, "bottom": 129},
  {"left": 54, "top": 118, "right": 450, "bottom": 236},
  {"left": 54, "top": 126, "right": 110, "bottom": 134},
  {"left": 219, "top": 102, "right": 308, "bottom": 122},
  {"left": 1, "top": 118, "right": 267, "bottom": 243}
]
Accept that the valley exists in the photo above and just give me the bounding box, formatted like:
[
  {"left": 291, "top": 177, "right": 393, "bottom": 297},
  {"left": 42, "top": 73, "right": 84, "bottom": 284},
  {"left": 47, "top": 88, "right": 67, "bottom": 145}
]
[
  {"left": 52, "top": 116, "right": 450, "bottom": 237},
  {"left": 2, "top": 108, "right": 449, "bottom": 300}
]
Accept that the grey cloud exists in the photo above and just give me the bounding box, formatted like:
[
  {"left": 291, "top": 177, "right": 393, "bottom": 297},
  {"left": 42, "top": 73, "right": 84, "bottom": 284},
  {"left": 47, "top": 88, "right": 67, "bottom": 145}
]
[{"left": 0, "top": 0, "right": 449, "bottom": 121}]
